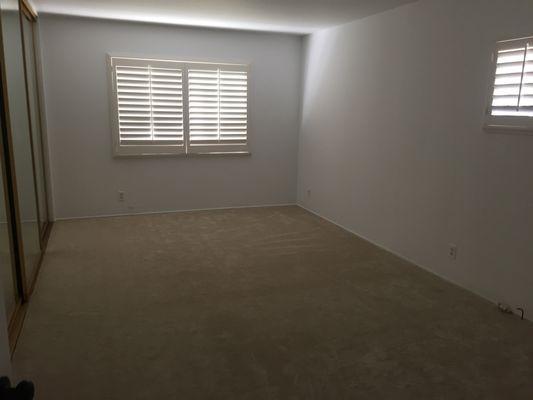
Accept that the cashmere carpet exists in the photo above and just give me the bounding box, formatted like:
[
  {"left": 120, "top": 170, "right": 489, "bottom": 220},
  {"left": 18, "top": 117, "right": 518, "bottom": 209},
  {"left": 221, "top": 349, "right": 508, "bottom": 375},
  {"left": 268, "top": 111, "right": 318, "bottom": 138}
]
[{"left": 12, "top": 206, "right": 533, "bottom": 399}]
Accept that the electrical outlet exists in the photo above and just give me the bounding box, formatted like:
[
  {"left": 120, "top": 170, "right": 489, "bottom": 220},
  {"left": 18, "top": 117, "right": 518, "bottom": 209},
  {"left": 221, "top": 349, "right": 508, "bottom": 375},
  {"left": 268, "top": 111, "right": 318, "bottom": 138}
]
[
  {"left": 448, "top": 244, "right": 457, "bottom": 260},
  {"left": 118, "top": 191, "right": 125, "bottom": 202}
]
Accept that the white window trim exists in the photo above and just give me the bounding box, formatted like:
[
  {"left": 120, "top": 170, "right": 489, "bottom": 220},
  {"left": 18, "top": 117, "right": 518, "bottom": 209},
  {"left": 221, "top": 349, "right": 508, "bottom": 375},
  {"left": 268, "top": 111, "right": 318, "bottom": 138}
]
[
  {"left": 484, "top": 36, "right": 533, "bottom": 135},
  {"left": 108, "top": 55, "right": 251, "bottom": 157}
]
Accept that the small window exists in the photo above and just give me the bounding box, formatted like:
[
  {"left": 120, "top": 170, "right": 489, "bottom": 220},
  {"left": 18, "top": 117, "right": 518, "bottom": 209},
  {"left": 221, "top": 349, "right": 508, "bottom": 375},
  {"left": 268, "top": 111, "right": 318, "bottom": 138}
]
[
  {"left": 109, "top": 56, "right": 249, "bottom": 156},
  {"left": 485, "top": 36, "right": 533, "bottom": 133}
]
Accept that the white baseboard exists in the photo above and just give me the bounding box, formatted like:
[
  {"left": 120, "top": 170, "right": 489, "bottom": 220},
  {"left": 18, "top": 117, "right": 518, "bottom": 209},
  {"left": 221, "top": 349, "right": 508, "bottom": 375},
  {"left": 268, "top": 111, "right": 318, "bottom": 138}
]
[
  {"left": 296, "top": 203, "right": 531, "bottom": 322},
  {"left": 54, "top": 202, "right": 298, "bottom": 222}
]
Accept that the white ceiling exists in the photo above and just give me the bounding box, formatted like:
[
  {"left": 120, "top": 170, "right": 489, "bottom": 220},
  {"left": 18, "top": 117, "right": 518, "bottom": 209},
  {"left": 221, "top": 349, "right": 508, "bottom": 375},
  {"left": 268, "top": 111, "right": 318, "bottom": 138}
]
[{"left": 33, "top": 0, "right": 418, "bottom": 34}]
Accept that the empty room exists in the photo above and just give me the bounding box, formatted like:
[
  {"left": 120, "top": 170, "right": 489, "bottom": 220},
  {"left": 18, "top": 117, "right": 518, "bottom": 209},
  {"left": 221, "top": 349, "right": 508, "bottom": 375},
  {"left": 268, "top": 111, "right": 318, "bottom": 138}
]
[{"left": 0, "top": 0, "right": 531, "bottom": 398}]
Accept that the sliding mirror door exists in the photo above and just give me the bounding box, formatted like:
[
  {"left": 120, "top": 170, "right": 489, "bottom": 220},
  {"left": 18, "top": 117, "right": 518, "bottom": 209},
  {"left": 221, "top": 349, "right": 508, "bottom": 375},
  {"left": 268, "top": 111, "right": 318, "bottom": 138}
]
[
  {"left": 0, "top": 121, "right": 19, "bottom": 328},
  {"left": 21, "top": 2, "right": 48, "bottom": 240},
  {"left": 0, "top": 0, "right": 41, "bottom": 293}
]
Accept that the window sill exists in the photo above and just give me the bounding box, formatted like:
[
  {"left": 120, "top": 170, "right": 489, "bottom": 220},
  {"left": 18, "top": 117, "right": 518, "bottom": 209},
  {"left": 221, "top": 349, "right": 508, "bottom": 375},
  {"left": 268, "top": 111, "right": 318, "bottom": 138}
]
[
  {"left": 483, "top": 124, "right": 533, "bottom": 136},
  {"left": 189, "top": 151, "right": 251, "bottom": 157},
  {"left": 113, "top": 149, "right": 251, "bottom": 158}
]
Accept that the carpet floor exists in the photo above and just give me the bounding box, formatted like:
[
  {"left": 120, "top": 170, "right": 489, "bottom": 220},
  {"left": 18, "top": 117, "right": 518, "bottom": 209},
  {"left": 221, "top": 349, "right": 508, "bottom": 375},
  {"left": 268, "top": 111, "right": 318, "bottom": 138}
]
[{"left": 12, "top": 206, "right": 533, "bottom": 399}]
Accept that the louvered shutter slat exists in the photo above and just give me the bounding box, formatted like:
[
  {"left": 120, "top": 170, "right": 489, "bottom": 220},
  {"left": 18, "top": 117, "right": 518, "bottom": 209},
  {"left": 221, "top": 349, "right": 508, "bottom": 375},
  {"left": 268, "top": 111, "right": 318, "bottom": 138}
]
[
  {"left": 188, "top": 69, "right": 219, "bottom": 142},
  {"left": 491, "top": 42, "right": 533, "bottom": 117},
  {"left": 116, "top": 66, "right": 151, "bottom": 142},
  {"left": 188, "top": 67, "right": 248, "bottom": 145},
  {"left": 220, "top": 71, "right": 247, "bottom": 142},
  {"left": 151, "top": 68, "right": 184, "bottom": 142},
  {"left": 116, "top": 65, "right": 184, "bottom": 145},
  {"left": 112, "top": 57, "right": 248, "bottom": 154}
]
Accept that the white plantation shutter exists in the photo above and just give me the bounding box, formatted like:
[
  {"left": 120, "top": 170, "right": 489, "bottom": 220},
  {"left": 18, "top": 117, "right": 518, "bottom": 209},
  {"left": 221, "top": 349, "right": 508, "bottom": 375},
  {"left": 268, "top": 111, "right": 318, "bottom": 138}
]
[
  {"left": 115, "top": 66, "right": 184, "bottom": 143},
  {"left": 485, "top": 37, "right": 533, "bottom": 132},
  {"left": 110, "top": 57, "right": 186, "bottom": 155},
  {"left": 115, "top": 66, "right": 152, "bottom": 142},
  {"left": 220, "top": 70, "right": 248, "bottom": 143},
  {"left": 491, "top": 40, "right": 533, "bottom": 117},
  {"left": 150, "top": 68, "right": 184, "bottom": 141},
  {"left": 188, "top": 67, "right": 220, "bottom": 143},
  {"left": 109, "top": 56, "right": 249, "bottom": 155},
  {"left": 188, "top": 65, "right": 248, "bottom": 153}
]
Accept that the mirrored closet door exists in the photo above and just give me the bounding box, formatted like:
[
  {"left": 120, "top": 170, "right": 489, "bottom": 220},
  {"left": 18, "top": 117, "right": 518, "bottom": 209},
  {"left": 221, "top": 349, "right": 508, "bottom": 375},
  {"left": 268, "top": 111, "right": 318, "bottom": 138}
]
[
  {"left": 0, "top": 0, "right": 41, "bottom": 295},
  {"left": 21, "top": 1, "right": 49, "bottom": 242},
  {"left": 0, "top": 0, "right": 52, "bottom": 352},
  {"left": 0, "top": 119, "right": 19, "bottom": 336}
]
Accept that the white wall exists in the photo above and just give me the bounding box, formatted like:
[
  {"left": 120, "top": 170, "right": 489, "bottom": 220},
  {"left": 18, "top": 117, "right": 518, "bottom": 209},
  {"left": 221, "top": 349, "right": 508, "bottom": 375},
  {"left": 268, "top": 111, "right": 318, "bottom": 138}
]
[
  {"left": 298, "top": 0, "right": 533, "bottom": 318},
  {"left": 39, "top": 15, "right": 302, "bottom": 219}
]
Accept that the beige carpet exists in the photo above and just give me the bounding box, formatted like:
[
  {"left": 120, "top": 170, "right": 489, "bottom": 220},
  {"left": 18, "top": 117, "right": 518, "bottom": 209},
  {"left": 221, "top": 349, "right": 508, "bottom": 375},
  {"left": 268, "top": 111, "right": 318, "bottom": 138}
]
[{"left": 12, "top": 206, "right": 533, "bottom": 399}]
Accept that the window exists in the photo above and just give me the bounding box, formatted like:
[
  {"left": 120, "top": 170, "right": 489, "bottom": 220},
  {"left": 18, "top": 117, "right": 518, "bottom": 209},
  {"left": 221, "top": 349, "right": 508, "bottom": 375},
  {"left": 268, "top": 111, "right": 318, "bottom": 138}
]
[
  {"left": 485, "top": 36, "right": 533, "bottom": 133},
  {"left": 109, "top": 56, "right": 249, "bottom": 156}
]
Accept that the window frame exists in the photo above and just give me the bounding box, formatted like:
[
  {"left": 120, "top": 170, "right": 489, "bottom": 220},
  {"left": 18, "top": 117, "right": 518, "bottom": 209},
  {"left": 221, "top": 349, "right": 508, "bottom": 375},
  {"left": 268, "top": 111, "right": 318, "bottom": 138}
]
[
  {"left": 108, "top": 55, "right": 251, "bottom": 157},
  {"left": 484, "top": 36, "right": 533, "bottom": 134}
]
